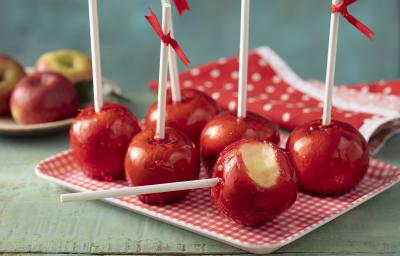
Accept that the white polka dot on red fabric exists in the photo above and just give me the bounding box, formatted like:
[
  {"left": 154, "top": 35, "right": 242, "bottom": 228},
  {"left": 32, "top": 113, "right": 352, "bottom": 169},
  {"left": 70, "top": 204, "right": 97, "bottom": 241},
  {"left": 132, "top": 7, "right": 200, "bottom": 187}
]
[
  {"left": 248, "top": 97, "right": 256, "bottom": 103},
  {"left": 224, "top": 83, "right": 233, "bottom": 90},
  {"left": 259, "top": 94, "right": 268, "bottom": 100},
  {"left": 296, "top": 102, "right": 305, "bottom": 108},
  {"left": 303, "top": 108, "right": 311, "bottom": 113},
  {"left": 204, "top": 81, "right": 213, "bottom": 88},
  {"left": 228, "top": 101, "right": 236, "bottom": 110},
  {"left": 248, "top": 84, "right": 254, "bottom": 91},
  {"left": 383, "top": 87, "right": 392, "bottom": 94},
  {"left": 266, "top": 86, "right": 275, "bottom": 93},
  {"left": 190, "top": 68, "right": 200, "bottom": 76},
  {"left": 302, "top": 95, "right": 310, "bottom": 101},
  {"left": 251, "top": 73, "right": 261, "bottom": 82},
  {"left": 282, "top": 112, "right": 290, "bottom": 122},
  {"left": 231, "top": 71, "right": 239, "bottom": 80},
  {"left": 183, "top": 80, "right": 193, "bottom": 88},
  {"left": 258, "top": 59, "right": 267, "bottom": 67},
  {"left": 218, "top": 58, "right": 227, "bottom": 64},
  {"left": 210, "top": 69, "right": 221, "bottom": 78},
  {"left": 318, "top": 102, "right": 323, "bottom": 108},
  {"left": 286, "top": 103, "right": 294, "bottom": 108},
  {"left": 360, "top": 86, "right": 369, "bottom": 93},
  {"left": 263, "top": 104, "right": 272, "bottom": 111},
  {"left": 197, "top": 85, "right": 205, "bottom": 91},
  {"left": 287, "top": 87, "right": 295, "bottom": 94},
  {"left": 272, "top": 76, "right": 281, "bottom": 84},
  {"left": 280, "top": 94, "right": 290, "bottom": 101},
  {"left": 344, "top": 113, "right": 353, "bottom": 118},
  {"left": 211, "top": 92, "right": 220, "bottom": 100}
]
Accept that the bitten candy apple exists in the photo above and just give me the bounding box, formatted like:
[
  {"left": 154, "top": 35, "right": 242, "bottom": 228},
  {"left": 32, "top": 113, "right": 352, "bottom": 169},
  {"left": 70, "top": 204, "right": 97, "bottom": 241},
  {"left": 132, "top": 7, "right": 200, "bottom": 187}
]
[
  {"left": 10, "top": 72, "right": 78, "bottom": 124},
  {"left": 211, "top": 139, "right": 297, "bottom": 226},
  {"left": 145, "top": 89, "right": 219, "bottom": 145},
  {"left": 200, "top": 111, "right": 280, "bottom": 169},
  {"left": 70, "top": 103, "right": 141, "bottom": 181},
  {"left": 124, "top": 127, "right": 200, "bottom": 205},
  {"left": 286, "top": 119, "right": 369, "bottom": 195},
  {"left": 0, "top": 55, "right": 26, "bottom": 115}
]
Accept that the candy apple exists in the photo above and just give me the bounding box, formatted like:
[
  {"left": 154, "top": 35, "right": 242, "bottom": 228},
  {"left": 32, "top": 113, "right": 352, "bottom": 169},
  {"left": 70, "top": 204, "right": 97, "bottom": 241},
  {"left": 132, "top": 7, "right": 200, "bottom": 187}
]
[
  {"left": 10, "top": 71, "right": 78, "bottom": 124},
  {"left": 145, "top": 89, "right": 219, "bottom": 145},
  {"left": 211, "top": 139, "right": 297, "bottom": 226},
  {"left": 0, "top": 55, "right": 26, "bottom": 115},
  {"left": 36, "top": 50, "right": 92, "bottom": 83},
  {"left": 200, "top": 111, "right": 280, "bottom": 169},
  {"left": 286, "top": 119, "right": 369, "bottom": 195},
  {"left": 70, "top": 103, "right": 141, "bottom": 181},
  {"left": 125, "top": 127, "right": 200, "bottom": 205}
]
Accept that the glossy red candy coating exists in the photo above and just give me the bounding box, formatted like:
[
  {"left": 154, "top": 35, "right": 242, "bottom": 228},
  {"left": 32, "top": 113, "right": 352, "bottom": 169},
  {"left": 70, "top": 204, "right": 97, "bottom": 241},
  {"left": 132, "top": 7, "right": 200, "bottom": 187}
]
[
  {"left": 286, "top": 119, "right": 369, "bottom": 195},
  {"left": 145, "top": 89, "right": 219, "bottom": 145},
  {"left": 70, "top": 103, "right": 141, "bottom": 181},
  {"left": 200, "top": 111, "right": 280, "bottom": 169},
  {"left": 211, "top": 139, "right": 297, "bottom": 226},
  {"left": 124, "top": 127, "right": 200, "bottom": 205}
]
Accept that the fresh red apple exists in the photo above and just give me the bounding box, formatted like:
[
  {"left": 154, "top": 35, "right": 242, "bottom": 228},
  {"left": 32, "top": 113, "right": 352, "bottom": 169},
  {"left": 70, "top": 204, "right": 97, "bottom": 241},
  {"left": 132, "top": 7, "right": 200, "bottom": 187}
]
[
  {"left": 10, "top": 71, "right": 78, "bottom": 124},
  {"left": 0, "top": 55, "right": 26, "bottom": 115},
  {"left": 125, "top": 127, "right": 200, "bottom": 205},
  {"left": 145, "top": 89, "right": 219, "bottom": 145},
  {"left": 211, "top": 139, "right": 297, "bottom": 226},
  {"left": 286, "top": 119, "right": 369, "bottom": 195},
  {"left": 70, "top": 102, "right": 141, "bottom": 181},
  {"left": 200, "top": 111, "right": 280, "bottom": 169},
  {"left": 36, "top": 50, "right": 92, "bottom": 83}
]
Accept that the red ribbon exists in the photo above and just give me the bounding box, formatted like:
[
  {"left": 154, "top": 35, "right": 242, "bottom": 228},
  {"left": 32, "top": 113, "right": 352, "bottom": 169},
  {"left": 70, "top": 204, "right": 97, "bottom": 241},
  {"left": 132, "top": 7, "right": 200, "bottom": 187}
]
[
  {"left": 173, "top": 0, "right": 190, "bottom": 15},
  {"left": 145, "top": 9, "right": 190, "bottom": 66},
  {"left": 331, "top": 0, "right": 375, "bottom": 40}
]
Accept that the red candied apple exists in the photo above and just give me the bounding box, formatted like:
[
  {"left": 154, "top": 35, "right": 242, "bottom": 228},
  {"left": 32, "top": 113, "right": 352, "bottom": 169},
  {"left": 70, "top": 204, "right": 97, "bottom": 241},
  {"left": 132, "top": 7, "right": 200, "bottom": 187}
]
[
  {"left": 145, "top": 89, "right": 219, "bottom": 144},
  {"left": 125, "top": 127, "right": 200, "bottom": 205},
  {"left": 70, "top": 103, "right": 141, "bottom": 181},
  {"left": 200, "top": 111, "right": 280, "bottom": 169},
  {"left": 0, "top": 55, "right": 26, "bottom": 115},
  {"left": 211, "top": 139, "right": 297, "bottom": 226},
  {"left": 286, "top": 119, "right": 369, "bottom": 195},
  {"left": 10, "top": 71, "right": 78, "bottom": 124}
]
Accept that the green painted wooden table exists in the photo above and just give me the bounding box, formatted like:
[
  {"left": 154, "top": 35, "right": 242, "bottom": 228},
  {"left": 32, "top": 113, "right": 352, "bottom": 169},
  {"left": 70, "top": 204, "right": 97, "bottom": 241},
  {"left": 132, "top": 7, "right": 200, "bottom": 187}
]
[{"left": 1, "top": 92, "right": 399, "bottom": 255}]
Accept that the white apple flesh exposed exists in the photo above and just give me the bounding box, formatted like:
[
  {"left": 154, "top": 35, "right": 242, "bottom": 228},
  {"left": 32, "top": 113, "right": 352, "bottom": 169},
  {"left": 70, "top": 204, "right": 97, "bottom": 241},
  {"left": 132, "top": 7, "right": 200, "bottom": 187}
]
[{"left": 211, "top": 139, "right": 297, "bottom": 226}]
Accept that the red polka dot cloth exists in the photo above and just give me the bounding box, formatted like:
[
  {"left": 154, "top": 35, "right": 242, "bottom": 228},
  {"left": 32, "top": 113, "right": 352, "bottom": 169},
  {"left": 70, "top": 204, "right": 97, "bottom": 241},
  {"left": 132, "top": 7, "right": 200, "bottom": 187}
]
[
  {"left": 149, "top": 46, "right": 400, "bottom": 154},
  {"left": 36, "top": 135, "right": 400, "bottom": 255}
]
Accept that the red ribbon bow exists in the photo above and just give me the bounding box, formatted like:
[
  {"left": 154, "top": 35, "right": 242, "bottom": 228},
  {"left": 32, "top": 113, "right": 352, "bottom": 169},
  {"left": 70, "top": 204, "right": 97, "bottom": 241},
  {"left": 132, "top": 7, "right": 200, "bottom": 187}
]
[
  {"left": 173, "top": 0, "right": 190, "bottom": 15},
  {"left": 145, "top": 9, "right": 190, "bottom": 66},
  {"left": 331, "top": 0, "right": 375, "bottom": 40}
]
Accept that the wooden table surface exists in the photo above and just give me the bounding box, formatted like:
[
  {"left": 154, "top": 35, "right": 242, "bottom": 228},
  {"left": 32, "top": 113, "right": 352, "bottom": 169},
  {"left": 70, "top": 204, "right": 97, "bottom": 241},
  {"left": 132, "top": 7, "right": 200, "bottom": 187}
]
[{"left": 1, "top": 93, "right": 399, "bottom": 255}]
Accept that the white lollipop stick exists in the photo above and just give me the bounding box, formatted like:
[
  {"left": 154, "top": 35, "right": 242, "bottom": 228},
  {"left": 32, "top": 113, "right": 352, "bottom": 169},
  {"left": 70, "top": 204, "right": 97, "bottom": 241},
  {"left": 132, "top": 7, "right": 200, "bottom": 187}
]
[
  {"left": 162, "top": 0, "right": 182, "bottom": 103},
  {"left": 88, "top": 0, "right": 103, "bottom": 113},
  {"left": 322, "top": 0, "right": 341, "bottom": 126},
  {"left": 60, "top": 178, "right": 219, "bottom": 203},
  {"left": 155, "top": 4, "right": 172, "bottom": 140},
  {"left": 237, "top": 0, "right": 250, "bottom": 118}
]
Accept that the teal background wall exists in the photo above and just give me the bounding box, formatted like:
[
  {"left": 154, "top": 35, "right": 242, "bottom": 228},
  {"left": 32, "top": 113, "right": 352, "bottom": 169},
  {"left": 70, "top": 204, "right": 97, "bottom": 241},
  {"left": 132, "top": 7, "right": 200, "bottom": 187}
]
[{"left": 0, "top": 0, "right": 399, "bottom": 92}]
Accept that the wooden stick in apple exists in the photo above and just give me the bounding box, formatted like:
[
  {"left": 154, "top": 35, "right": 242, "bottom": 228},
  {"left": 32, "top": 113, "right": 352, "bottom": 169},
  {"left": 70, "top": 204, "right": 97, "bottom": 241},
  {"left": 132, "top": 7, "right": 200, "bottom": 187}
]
[
  {"left": 60, "top": 178, "right": 219, "bottom": 202},
  {"left": 155, "top": 3, "right": 173, "bottom": 140},
  {"left": 88, "top": 0, "right": 103, "bottom": 113},
  {"left": 237, "top": 0, "right": 250, "bottom": 118},
  {"left": 162, "top": 0, "right": 182, "bottom": 103},
  {"left": 321, "top": 0, "right": 340, "bottom": 126}
]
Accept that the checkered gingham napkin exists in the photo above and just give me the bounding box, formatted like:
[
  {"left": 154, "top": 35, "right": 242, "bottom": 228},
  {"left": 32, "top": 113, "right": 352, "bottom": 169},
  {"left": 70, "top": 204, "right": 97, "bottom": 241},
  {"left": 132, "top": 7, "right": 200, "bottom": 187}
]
[
  {"left": 149, "top": 46, "right": 400, "bottom": 154},
  {"left": 36, "top": 135, "right": 400, "bottom": 254}
]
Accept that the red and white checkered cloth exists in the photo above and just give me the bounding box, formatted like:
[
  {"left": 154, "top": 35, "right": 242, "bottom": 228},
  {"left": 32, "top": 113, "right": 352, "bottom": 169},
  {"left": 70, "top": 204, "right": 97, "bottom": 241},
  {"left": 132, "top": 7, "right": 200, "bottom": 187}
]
[{"left": 149, "top": 46, "right": 400, "bottom": 154}]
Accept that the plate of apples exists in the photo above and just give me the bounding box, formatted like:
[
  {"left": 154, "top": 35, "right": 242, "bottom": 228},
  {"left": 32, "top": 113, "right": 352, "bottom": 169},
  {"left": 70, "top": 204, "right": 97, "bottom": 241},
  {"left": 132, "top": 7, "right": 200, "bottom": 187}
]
[{"left": 0, "top": 50, "right": 121, "bottom": 135}]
